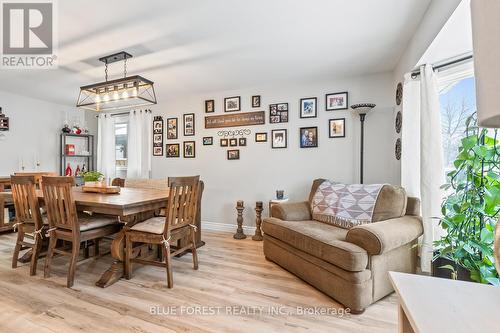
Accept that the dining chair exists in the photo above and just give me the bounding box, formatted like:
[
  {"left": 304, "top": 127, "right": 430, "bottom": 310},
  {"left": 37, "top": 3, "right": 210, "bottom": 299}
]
[
  {"left": 42, "top": 176, "right": 121, "bottom": 288},
  {"left": 124, "top": 176, "right": 200, "bottom": 287},
  {"left": 10, "top": 175, "right": 47, "bottom": 276}
]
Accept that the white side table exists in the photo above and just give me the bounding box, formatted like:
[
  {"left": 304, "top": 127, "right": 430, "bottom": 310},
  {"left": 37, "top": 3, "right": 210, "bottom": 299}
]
[{"left": 269, "top": 198, "right": 289, "bottom": 217}]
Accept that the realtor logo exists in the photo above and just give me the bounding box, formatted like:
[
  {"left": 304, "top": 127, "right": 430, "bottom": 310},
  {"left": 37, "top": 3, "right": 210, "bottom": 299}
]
[{"left": 1, "top": 0, "right": 57, "bottom": 68}]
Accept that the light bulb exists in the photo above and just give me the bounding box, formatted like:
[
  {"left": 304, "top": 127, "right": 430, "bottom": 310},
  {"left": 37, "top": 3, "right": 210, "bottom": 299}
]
[
  {"left": 95, "top": 94, "right": 101, "bottom": 103},
  {"left": 132, "top": 87, "right": 138, "bottom": 97},
  {"left": 103, "top": 93, "right": 110, "bottom": 102},
  {"left": 113, "top": 90, "right": 119, "bottom": 100},
  {"left": 122, "top": 90, "right": 129, "bottom": 99}
]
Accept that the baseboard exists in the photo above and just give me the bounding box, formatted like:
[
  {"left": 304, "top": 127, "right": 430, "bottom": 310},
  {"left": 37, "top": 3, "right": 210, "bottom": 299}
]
[{"left": 202, "top": 221, "right": 256, "bottom": 234}]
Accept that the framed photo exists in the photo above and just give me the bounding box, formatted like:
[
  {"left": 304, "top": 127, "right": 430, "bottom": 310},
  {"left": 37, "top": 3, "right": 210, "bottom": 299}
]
[
  {"left": 227, "top": 149, "right": 240, "bottom": 160},
  {"left": 167, "top": 117, "right": 178, "bottom": 139},
  {"left": 220, "top": 139, "right": 228, "bottom": 147},
  {"left": 300, "top": 97, "right": 317, "bottom": 118},
  {"left": 239, "top": 138, "right": 247, "bottom": 146},
  {"left": 224, "top": 96, "right": 241, "bottom": 112},
  {"left": 166, "top": 143, "right": 180, "bottom": 158},
  {"left": 300, "top": 127, "right": 318, "bottom": 148},
  {"left": 255, "top": 132, "right": 267, "bottom": 142},
  {"left": 329, "top": 118, "right": 345, "bottom": 138},
  {"left": 203, "top": 137, "right": 213, "bottom": 145},
  {"left": 205, "top": 100, "right": 215, "bottom": 113},
  {"left": 183, "top": 141, "right": 196, "bottom": 158},
  {"left": 183, "top": 113, "right": 195, "bottom": 136},
  {"left": 153, "top": 116, "right": 164, "bottom": 156},
  {"left": 252, "top": 95, "right": 261, "bottom": 108},
  {"left": 269, "top": 103, "right": 288, "bottom": 123},
  {"left": 271, "top": 129, "right": 287, "bottom": 149},
  {"left": 229, "top": 138, "right": 238, "bottom": 147},
  {"left": 153, "top": 134, "right": 163, "bottom": 144},
  {"left": 153, "top": 147, "right": 163, "bottom": 156},
  {"left": 326, "top": 92, "right": 348, "bottom": 110}
]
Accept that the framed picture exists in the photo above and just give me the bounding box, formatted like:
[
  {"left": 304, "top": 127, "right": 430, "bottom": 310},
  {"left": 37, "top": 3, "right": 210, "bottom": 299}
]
[
  {"left": 269, "top": 103, "right": 289, "bottom": 123},
  {"left": 227, "top": 149, "right": 240, "bottom": 160},
  {"left": 255, "top": 132, "right": 267, "bottom": 142},
  {"left": 153, "top": 116, "right": 164, "bottom": 156},
  {"left": 229, "top": 138, "right": 238, "bottom": 147},
  {"left": 300, "top": 97, "right": 317, "bottom": 118},
  {"left": 183, "top": 113, "right": 195, "bottom": 136},
  {"left": 166, "top": 143, "right": 180, "bottom": 158},
  {"left": 167, "top": 117, "right": 178, "bottom": 139},
  {"left": 300, "top": 127, "right": 318, "bottom": 148},
  {"left": 203, "top": 137, "right": 213, "bottom": 145},
  {"left": 271, "top": 129, "right": 287, "bottom": 149},
  {"left": 205, "top": 100, "right": 215, "bottom": 113},
  {"left": 220, "top": 139, "right": 228, "bottom": 147},
  {"left": 239, "top": 138, "right": 247, "bottom": 146},
  {"left": 224, "top": 96, "right": 241, "bottom": 112},
  {"left": 252, "top": 95, "right": 261, "bottom": 108},
  {"left": 183, "top": 141, "right": 196, "bottom": 158},
  {"left": 153, "top": 134, "right": 163, "bottom": 144},
  {"left": 153, "top": 147, "right": 163, "bottom": 156},
  {"left": 326, "top": 92, "right": 348, "bottom": 110},
  {"left": 329, "top": 118, "right": 345, "bottom": 138}
]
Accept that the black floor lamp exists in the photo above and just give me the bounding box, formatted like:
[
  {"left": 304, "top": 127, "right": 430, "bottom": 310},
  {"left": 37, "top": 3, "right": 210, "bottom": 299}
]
[{"left": 351, "top": 103, "right": 376, "bottom": 184}]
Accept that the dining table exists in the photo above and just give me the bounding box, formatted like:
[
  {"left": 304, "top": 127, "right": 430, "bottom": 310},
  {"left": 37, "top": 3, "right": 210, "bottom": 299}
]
[
  {"left": 0, "top": 186, "right": 175, "bottom": 287},
  {"left": 0, "top": 176, "right": 13, "bottom": 232}
]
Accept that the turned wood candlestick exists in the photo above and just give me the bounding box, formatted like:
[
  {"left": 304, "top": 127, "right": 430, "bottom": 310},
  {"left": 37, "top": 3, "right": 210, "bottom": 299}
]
[
  {"left": 234, "top": 200, "right": 246, "bottom": 239},
  {"left": 252, "top": 201, "right": 263, "bottom": 241}
]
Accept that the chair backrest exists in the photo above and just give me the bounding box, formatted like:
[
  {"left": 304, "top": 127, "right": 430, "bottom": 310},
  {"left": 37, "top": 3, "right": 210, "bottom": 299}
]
[
  {"left": 14, "top": 172, "right": 57, "bottom": 189},
  {"left": 10, "top": 175, "right": 44, "bottom": 230},
  {"left": 41, "top": 176, "right": 78, "bottom": 231},
  {"left": 164, "top": 176, "right": 200, "bottom": 235}
]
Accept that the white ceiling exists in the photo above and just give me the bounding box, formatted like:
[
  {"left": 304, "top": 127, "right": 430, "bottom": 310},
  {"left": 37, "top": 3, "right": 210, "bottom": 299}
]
[{"left": 0, "top": 0, "right": 432, "bottom": 106}]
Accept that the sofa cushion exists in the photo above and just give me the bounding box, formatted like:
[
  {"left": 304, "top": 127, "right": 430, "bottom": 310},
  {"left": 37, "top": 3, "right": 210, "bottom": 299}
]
[{"left": 262, "top": 217, "right": 368, "bottom": 272}]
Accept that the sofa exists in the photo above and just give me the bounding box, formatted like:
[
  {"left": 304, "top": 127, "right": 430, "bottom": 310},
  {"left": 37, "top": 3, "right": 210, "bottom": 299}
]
[{"left": 262, "top": 179, "right": 423, "bottom": 313}]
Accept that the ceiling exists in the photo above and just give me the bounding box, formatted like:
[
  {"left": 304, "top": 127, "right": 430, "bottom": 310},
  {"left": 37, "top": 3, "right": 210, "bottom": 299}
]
[{"left": 0, "top": 0, "right": 432, "bottom": 107}]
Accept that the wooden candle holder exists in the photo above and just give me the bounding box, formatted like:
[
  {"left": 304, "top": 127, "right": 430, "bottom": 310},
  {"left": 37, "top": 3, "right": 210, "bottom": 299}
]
[
  {"left": 252, "top": 201, "right": 263, "bottom": 241},
  {"left": 234, "top": 200, "right": 246, "bottom": 239}
]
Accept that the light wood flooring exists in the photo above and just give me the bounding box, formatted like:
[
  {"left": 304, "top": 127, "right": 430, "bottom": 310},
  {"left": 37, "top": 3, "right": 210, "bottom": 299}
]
[{"left": 0, "top": 230, "right": 397, "bottom": 333}]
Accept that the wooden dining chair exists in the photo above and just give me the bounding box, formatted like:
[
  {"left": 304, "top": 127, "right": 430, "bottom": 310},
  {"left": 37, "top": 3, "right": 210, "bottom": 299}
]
[
  {"left": 10, "top": 175, "right": 47, "bottom": 276},
  {"left": 42, "top": 176, "right": 121, "bottom": 288},
  {"left": 124, "top": 176, "right": 200, "bottom": 287}
]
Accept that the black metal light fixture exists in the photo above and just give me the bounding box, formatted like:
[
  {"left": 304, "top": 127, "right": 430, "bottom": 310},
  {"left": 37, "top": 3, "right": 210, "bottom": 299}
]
[
  {"left": 351, "top": 103, "right": 375, "bottom": 184},
  {"left": 76, "top": 51, "right": 157, "bottom": 112}
]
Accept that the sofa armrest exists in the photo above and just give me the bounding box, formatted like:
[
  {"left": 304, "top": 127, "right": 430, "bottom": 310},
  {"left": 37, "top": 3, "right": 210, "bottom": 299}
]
[
  {"left": 406, "top": 197, "right": 421, "bottom": 216},
  {"left": 271, "top": 201, "right": 311, "bottom": 221},
  {"left": 345, "top": 216, "right": 423, "bottom": 255}
]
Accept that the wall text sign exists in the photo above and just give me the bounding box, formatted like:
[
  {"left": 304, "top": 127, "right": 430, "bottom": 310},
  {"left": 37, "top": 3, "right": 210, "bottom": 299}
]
[{"left": 205, "top": 111, "right": 265, "bottom": 129}]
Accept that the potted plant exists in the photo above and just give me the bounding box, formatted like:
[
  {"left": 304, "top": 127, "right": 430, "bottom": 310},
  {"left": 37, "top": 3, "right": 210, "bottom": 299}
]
[
  {"left": 433, "top": 115, "right": 500, "bottom": 284},
  {"left": 82, "top": 171, "right": 105, "bottom": 187}
]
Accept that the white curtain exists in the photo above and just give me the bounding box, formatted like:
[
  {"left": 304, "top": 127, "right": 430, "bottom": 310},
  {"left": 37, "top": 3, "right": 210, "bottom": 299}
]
[
  {"left": 127, "top": 110, "right": 152, "bottom": 179},
  {"left": 401, "top": 64, "right": 445, "bottom": 272},
  {"left": 97, "top": 114, "right": 116, "bottom": 182}
]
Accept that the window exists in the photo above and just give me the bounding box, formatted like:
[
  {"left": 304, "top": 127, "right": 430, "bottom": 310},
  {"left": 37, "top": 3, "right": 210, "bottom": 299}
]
[{"left": 115, "top": 121, "right": 128, "bottom": 178}]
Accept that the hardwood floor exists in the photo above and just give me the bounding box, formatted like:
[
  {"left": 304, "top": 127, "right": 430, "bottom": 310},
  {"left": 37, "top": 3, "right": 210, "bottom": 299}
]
[{"left": 0, "top": 230, "right": 397, "bottom": 333}]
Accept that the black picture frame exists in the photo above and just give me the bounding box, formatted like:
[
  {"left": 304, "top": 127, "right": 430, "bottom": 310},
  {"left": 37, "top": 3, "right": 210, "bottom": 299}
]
[
  {"left": 269, "top": 103, "right": 289, "bottom": 123},
  {"left": 271, "top": 129, "right": 287, "bottom": 149},
  {"left": 166, "top": 117, "right": 178, "bottom": 139},
  {"left": 238, "top": 137, "right": 247, "bottom": 146},
  {"left": 329, "top": 118, "right": 346, "bottom": 138},
  {"left": 224, "top": 96, "right": 241, "bottom": 112},
  {"left": 205, "top": 100, "right": 215, "bottom": 113},
  {"left": 220, "top": 139, "right": 228, "bottom": 147},
  {"left": 227, "top": 149, "right": 240, "bottom": 160},
  {"left": 203, "top": 137, "right": 213, "bottom": 145},
  {"left": 252, "top": 95, "right": 261, "bottom": 108},
  {"left": 166, "top": 143, "right": 180, "bottom": 158},
  {"left": 183, "top": 141, "right": 196, "bottom": 158},
  {"left": 300, "top": 126, "right": 318, "bottom": 148},
  {"left": 300, "top": 97, "right": 317, "bottom": 118},
  {"left": 152, "top": 116, "right": 164, "bottom": 156},
  {"left": 255, "top": 132, "right": 267, "bottom": 142},
  {"left": 229, "top": 138, "right": 238, "bottom": 147},
  {"left": 183, "top": 113, "right": 195, "bottom": 136},
  {"left": 325, "top": 92, "right": 348, "bottom": 111}
]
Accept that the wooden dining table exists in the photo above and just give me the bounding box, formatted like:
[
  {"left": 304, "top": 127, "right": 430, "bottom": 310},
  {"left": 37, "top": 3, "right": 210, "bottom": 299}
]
[{"left": 0, "top": 186, "right": 175, "bottom": 287}]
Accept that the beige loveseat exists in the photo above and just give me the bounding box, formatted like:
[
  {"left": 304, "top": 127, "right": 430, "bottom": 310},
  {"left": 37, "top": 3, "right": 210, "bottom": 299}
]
[{"left": 262, "top": 179, "right": 423, "bottom": 313}]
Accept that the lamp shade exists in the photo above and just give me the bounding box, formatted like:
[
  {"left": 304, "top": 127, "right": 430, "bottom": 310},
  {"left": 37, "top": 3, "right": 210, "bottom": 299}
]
[
  {"left": 471, "top": 0, "right": 500, "bottom": 128},
  {"left": 350, "top": 103, "right": 376, "bottom": 116}
]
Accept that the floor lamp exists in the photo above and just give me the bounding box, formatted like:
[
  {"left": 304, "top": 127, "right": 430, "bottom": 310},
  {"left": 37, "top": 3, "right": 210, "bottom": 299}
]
[{"left": 351, "top": 103, "right": 375, "bottom": 184}]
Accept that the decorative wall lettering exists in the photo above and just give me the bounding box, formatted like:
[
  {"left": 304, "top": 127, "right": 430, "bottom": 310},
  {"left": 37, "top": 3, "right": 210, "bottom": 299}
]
[{"left": 205, "top": 111, "right": 265, "bottom": 129}]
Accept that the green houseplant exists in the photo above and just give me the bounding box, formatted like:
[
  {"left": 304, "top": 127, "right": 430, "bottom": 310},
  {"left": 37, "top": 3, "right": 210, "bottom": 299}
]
[
  {"left": 434, "top": 115, "right": 500, "bottom": 285},
  {"left": 82, "top": 171, "right": 104, "bottom": 185}
]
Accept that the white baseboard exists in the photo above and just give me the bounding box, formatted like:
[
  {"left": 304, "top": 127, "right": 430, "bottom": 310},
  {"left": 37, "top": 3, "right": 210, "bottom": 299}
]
[{"left": 202, "top": 221, "right": 256, "bottom": 234}]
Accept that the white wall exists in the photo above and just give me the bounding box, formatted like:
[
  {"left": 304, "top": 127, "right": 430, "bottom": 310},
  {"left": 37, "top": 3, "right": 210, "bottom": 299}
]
[
  {"left": 152, "top": 72, "right": 397, "bottom": 226},
  {"left": 0, "top": 89, "right": 96, "bottom": 175}
]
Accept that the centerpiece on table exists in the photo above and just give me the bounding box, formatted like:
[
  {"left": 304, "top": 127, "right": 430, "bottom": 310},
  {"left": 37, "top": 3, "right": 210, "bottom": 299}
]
[{"left": 81, "top": 171, "right": 120, "bottom": 194}]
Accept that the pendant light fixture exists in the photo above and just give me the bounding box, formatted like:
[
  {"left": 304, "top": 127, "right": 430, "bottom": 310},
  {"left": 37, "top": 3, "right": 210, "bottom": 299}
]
[{"left": 76, "top": 51, "right": 157, "bottom": 112}]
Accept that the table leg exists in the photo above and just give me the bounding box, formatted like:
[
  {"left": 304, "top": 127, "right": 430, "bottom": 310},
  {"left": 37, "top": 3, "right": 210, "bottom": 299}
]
[{"left": 398, "top": 304, "right": 415, "bottom": 333}]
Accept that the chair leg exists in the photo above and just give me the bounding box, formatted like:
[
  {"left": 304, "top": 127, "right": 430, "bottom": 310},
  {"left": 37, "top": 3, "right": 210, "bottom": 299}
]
[
  {"left": 44, "top": 234, "right": 57, "bottom": 278},
  {"left": 30, "top": 236, "right": 42, "bottom": 276},
  {"left": 84, "top": 241, "right": 90, "bottom": 259},
  {"left": 124, "top": 234, "right": 132, "bottom": 280},
  {"left": 94, "top": 238, "right": 100, "bottom": 257},
  {"left": 67, "top": 238, "right": 80, "bottom": 288},
  {"left": 11, "top": 226, "right": 24, "bottom": 269},
  {"left": 190, "top": 228, "right": 199, "bottom": 270},
  {"left": 163, "top": 244, "right": 173, "bottom": 288}
]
